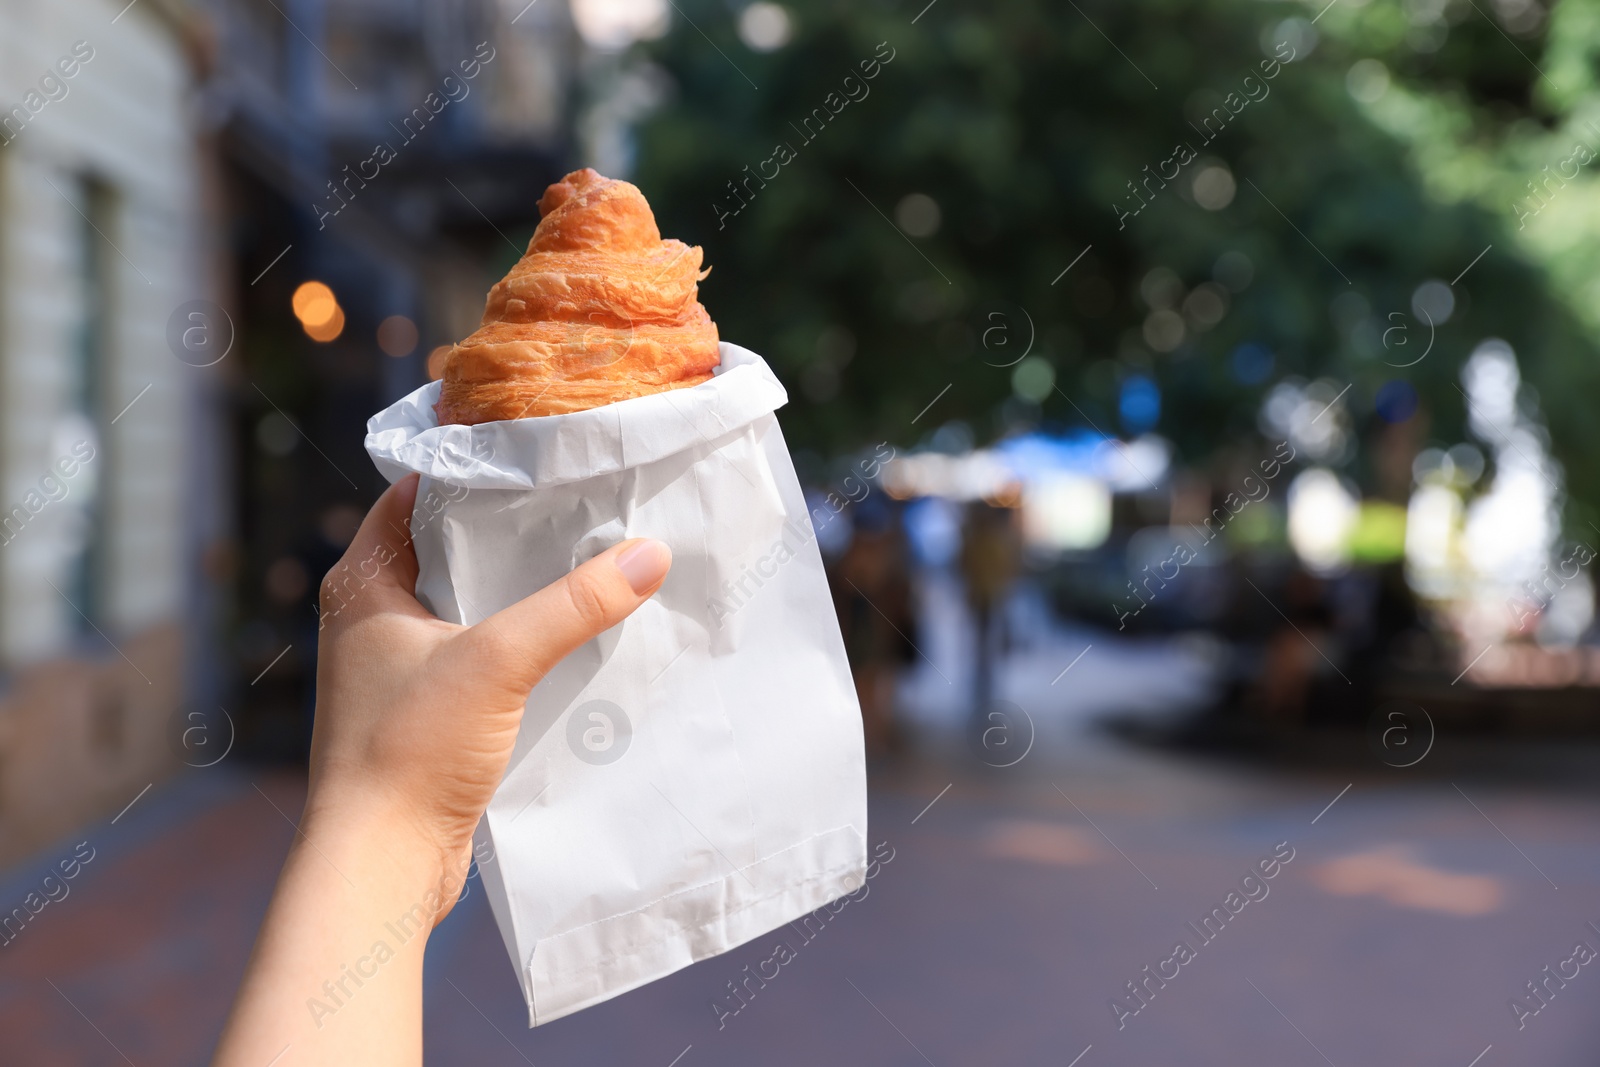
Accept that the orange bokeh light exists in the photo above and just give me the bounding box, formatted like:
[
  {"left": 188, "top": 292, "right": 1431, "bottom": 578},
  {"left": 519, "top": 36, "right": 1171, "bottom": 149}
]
[
  {"left": 292, "top": 281, "right": 336, "bottom": 325},
  {"left": 303, "top": 305, "right": 346, "bottom": 342},
  {"left": 426, "top": 345, "right": 452, "bottom": 380},
  {"left": 300, "top": 296, "right": 339, "bottom": 329}
]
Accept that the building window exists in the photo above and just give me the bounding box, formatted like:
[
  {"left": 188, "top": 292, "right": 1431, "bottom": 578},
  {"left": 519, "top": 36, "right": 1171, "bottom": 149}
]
[{"left": 61, "top": 175, "right": 114, "bottom": 633}]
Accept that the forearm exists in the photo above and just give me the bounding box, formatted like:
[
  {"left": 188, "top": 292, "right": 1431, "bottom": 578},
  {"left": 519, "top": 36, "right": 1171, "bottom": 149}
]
[
  {"left": 213, "top": 800, "right": 449, "bottom": 1066},
  {"left": 214, "top": 475, "right": 668, "bottom": 1063}
]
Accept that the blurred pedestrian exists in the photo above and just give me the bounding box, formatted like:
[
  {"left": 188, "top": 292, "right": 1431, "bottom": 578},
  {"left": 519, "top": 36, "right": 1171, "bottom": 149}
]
[
  {"left": 1339, "top": 561, "right": 1424, "bottom": 723},
  {"left": 960, "top": 499, "right": 1021, "bottom": 727},
  {"left": 1253, "top": 568, "right": 1334, "bottom": 727},
  {"left": 834, "top": 497, "right": 915, "bottom": 758}
]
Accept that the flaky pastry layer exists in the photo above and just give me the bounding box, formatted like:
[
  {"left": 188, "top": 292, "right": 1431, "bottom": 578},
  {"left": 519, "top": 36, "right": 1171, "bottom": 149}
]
[{"left": 435, "top": 169, "right": 720, "bottom": 425}]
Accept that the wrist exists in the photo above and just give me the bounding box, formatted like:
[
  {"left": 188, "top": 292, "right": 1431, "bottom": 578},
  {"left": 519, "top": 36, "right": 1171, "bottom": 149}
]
[{"left": 298, "top": 782, "right": 461, "bottom": 926}]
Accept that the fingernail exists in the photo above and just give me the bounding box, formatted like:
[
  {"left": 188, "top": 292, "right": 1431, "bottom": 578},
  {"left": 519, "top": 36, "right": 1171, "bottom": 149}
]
[{"left": 616, "top": 539, "right": 671, "bottom": 595}]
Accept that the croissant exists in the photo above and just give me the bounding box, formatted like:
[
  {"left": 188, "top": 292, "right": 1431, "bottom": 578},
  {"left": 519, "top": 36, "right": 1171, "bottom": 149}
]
[{"left": 434, "top": 169, "right": 721, "bottom": 425}]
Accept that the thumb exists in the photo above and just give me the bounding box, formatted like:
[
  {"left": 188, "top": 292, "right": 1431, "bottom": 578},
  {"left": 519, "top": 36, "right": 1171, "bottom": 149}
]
[{"left": 448, "top": 538, "right": 672, "bottom": 695}]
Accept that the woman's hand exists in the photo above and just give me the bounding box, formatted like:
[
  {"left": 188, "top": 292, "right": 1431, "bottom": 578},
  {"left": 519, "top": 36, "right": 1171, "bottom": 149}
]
[
  {"left": 307, "top": 473, "right": 672, "bottom": 911},
  {"left": 215, "top": 474, "right": 670, "bottom": 1066}
]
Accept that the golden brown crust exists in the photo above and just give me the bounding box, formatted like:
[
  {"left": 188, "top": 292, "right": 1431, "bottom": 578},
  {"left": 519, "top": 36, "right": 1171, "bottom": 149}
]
[{"left": 435, "top": 169, "right": 721, "bottom": 425}]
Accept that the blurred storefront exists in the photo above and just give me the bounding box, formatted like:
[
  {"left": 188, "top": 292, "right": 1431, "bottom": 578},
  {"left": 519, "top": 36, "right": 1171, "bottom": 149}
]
[
  {"left": 0, "top": 0, "right": 588, "bottom": 862},
  {"left": 204, "top": 0, "right": 581, "bottom": 757},
  {"left": 0, "top": 0, "right": 214, "bottom": 864}
]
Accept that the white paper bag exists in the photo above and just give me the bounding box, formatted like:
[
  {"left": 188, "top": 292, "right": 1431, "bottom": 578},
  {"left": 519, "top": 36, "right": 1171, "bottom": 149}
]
[{"left": 364, "top": 343, "right": 868, "bottom": 1025}]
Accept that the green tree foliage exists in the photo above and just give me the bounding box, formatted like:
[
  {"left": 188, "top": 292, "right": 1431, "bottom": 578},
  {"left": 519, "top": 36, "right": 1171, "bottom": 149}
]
[{"left": 633, "top": 0, "right": 1600, "bottom": 513}]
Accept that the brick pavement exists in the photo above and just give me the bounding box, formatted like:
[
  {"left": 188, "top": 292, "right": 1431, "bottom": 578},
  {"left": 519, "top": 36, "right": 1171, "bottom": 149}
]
[{"left": 4, "top": 745, "right": 1600, "bottom": 1066}]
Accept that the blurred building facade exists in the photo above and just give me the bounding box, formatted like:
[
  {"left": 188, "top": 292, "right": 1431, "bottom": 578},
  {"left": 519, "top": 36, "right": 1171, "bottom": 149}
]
[
  {"left": 0, "top": 0, "right": 585, "bottom": 864},
  {"left": 201, "top": 0, "right": 581, "bottom": 756},
  {"left": 0, "top": 0, "right": 215, "bottom": 864}
]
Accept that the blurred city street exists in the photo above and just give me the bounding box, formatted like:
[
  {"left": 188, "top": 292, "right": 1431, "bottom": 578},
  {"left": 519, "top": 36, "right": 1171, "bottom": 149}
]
[
  {"left": 5, "top": 616, "right": 1600, "bottom": 1065},
  {"left": 6, "top": 0, "right": 1600, "bottom": 1060}
]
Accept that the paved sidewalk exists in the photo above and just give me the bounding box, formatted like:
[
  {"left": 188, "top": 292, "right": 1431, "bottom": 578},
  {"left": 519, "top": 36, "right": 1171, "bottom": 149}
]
[
  {"left": 4, "top": 738, "right": 1600, "bottom": 1066},
  {"left": 0, "top": 770, "right": 297, "bottom": 1065}
]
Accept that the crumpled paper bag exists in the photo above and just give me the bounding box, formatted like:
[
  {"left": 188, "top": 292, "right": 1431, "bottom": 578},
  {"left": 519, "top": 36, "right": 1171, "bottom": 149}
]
[{"left": 364, "top": 343, "right": 868, "bottom": 1025}]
